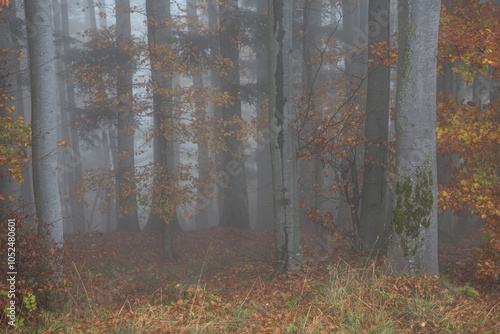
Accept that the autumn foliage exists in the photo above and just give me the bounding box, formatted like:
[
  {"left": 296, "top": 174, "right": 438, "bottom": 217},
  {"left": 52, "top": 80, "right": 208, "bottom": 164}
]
[
  {"left": 438, "top": 0, "right": 500, "bottom": 82},
  {"left": 436, "top": 0, "right": 500, "bottom": 279},
  {"left": 437, "top": 96, "right": 500, "bottom": 279},
  {"left": 69, "top": 17, "right": 255, "bottom": 223}
]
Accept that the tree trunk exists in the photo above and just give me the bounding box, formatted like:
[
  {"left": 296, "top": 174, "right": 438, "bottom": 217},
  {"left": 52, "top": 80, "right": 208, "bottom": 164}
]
[
  {"left": 255, "top": 0, "right": 273, "bottom": 230},
  {"left": 61, "top": 0, "right": 87, "bottom": 234},
  {"left": 54, "top": 4, "right": 73, "bottom": 233},
  {"left": 336, "top": 0, "right": 366, "bottom": 238},
  {"left": 206, "top": 0, "right": 223, "bottom": 221},
  {"left": 94, "top": 5, "right": 116, "bottom": 232},
  {"left": 301, "top": 0, "right": 327, "bottom": 248},
  {"left": 186, "top": 0, "right": 209, "bottom": 230},
  {"left": 359, "top": 0, "right": 391, "bottom": 251},
  {"left": 144, "top": 0, "right": 179, "bottom": 260},
  {"left": 0, "top": 3, "right": 22, "bottom": 220},
  {"left": 115, "top": 0, "right": 140, "bottom": 231},
  {"left": 218, "top": 0, "right": 250, "bottom": 228},
  {"left": 106, "top": 123, "right": 118, "bottom": 231},
  {"left": 386, "top": 0, "right": 440, "bottom": 276},
  {"left": 269, "top": 0, "right": 303, "bottom": 274},
  {"left": 25, "top": 0, "right": 64, "bottom": 248}
]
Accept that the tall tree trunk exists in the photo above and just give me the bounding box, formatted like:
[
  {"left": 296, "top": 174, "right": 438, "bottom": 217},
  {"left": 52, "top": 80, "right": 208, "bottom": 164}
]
[
  {"left": 301, "top": 0, "right": 327, "bottom": 248},
  {"left": 115, "top": 0, "right": 140, "bottom": 231},
  {"left": 336, "top": 0, "right": 366, "bottom": 234},
  {"left": 269, "top": 0, "right": 303, "bottom": 275},
  {"left": 386, "top": 0, "right": 440, "bottom": 276},
  {"left": 207, "top": 0, "right": 224, "bottom": 221},
  {"left": 9, "top": 0, "right": 36, "bottom": 226},
  {"left": 92, "top": 0, "right": 115, "bottom": 232},
  {"left": 359, "top": 0, "right": 391, "bottom": 251},
  {"left": 62, "top": 0, "right": 87, "bottom": 234},
  {"left": 255, "top": 0, "right": 273, "bottom": 230},
  {"left": 0, "top": 3, "right": 22, "bottom": 220},
  {"left": 54, "top": 3, "right": 73, "bottom": 233},
  {"left": 25, "top": 0, "right": 64, "bottom": 248},
  {"left": 187, "top": 0, "right": 209, "bottom": 230},
  {"left": 144, "top": 0, "right": 179, "bottom": 260},
  {"left": 218, "top": 0, "right": 250, "bottom": 228}
]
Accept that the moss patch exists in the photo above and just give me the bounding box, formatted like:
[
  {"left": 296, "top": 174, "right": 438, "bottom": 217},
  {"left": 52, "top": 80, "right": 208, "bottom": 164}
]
[{"left": 392, "top": 166, "right": 434, "bottom": 257}]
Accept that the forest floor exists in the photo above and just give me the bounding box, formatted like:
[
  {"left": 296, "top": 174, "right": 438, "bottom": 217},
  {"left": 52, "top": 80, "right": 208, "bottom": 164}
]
[{"left": 4, "top": 223, "right": 500, "bottom": 333}]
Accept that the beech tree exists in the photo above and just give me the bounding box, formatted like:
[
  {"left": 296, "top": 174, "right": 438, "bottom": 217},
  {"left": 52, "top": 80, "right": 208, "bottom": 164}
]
[
  {"left": 24, "top": 0, "right": 63, "bottom": 247},
  {"left": 144, "top": 0, "right": 179, "bottom": 260},
  {"left": 218, "top": 0, "right": 250, "bottom": 228},
  {"left": 386, "top": 0, "right": 441, "bottom": 275},
  {"left": 268, "top": 0, "right": 303, "bottom": 274},
  {"left": 0, "top": 2, "right": 22, "bottom": 217},
  {"left": 115, "top": 0, "right": 140, "bottom": 231},
  {"left": 359, "top": 0, "right": 391, "bottom": 251},
  {"left": 186, "top": 0, "right": 210, "bottom": 230}
]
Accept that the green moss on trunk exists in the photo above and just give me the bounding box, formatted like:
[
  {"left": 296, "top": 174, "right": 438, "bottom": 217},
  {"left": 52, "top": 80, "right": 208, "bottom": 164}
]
[{"left": 392, "top": 165, "right": 434, "bottom": 257}]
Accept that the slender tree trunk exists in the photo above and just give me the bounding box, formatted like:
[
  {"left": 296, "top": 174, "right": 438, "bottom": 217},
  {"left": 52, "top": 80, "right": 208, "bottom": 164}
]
[
  {"left": 115, "top": 0, "right": 140, "bottom": 231},
  {"left": 106, "top": 123, "right": 118, "bottom": 231},
  {"left": 386, "top": 0, "right": 440, "bottom": 276},
  {"left": 25, "top": 0, "right": 64, "bottom": 248},
  {"left": 54, "top": 3, "right": 73, "bottom": 232},
  {"left": 93, "top": 0, "right": 115, "bottom": 232},
  {"left": 8, "top": 0, "right": 36, "bottom": 226},
  {"left": 208, "top": 0, "right": 223, "bottom": 221},
  {"left": 61, "top": 0, "right": 87, "bottom": 234},
  {"left": 144, "top": 0, "right": 179, "bottom": 260},
  {"left": 0, "top": 3, "right": 22, "bottom": 219},
  {"left": 218, "top": 0, "right": 250, "bottom": 228},
  {"left": 269, "top": 0, "right": 303, "bottom": 275},
  {"left": 359, "top": 0, "right": 391, "bottom": 251},
  {"left": 186, "top": 0, "right": 209, "bottom": 230},
  {"left": 255, "top": 0, "right": 273, "bottom": 230},
  {"left": 336, "top": 0, "right": 366, "bottom": 234},
  {"left": 301, "top": 0, "right": 327, "bottom": 248}
]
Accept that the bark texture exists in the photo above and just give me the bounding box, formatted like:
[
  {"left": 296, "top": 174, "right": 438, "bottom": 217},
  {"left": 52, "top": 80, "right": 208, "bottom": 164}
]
[
  {"left": 255, "top": 0, "right": 273, "bottom": 230},
  {"left": 145, "top": 0, "right": 179, "bottom": 260},
  {"left": 269, "top": 0, "right": 303, "bottom": 274},
  {"left": 359, "top": 0, "right": 391, "bottom": 251},
  {"left": 115, "top": 0, "right": 140, "bottom": 231},
  {"left": 0, "top": 3, "right": 22, "bottom": 219},
  {"left": 218, "top": 0, "right": 250, "bottom": 228},
  {"left": 25, "top": 0, "right": 64, "bottom": 246},
  {"left": 187, "top": 0, "right": 209, "bottom": 230},
  {"left": 386, "top": 0, "right": 441, "bottom": 276}
]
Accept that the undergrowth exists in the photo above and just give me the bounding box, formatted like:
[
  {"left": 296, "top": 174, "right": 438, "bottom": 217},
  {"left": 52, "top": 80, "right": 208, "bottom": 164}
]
[{"left": 1, "top": 227, "right": 498, "bottom": 333}]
